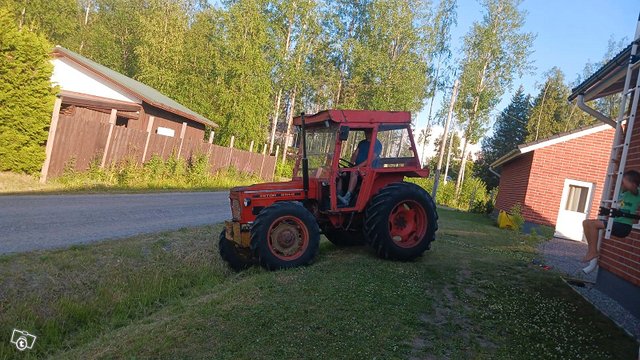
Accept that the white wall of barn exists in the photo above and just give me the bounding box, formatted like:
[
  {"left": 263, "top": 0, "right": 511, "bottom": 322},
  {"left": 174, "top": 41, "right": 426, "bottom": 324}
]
[{"left": 50, "top": 57, "right": 140, "bottom": 104}]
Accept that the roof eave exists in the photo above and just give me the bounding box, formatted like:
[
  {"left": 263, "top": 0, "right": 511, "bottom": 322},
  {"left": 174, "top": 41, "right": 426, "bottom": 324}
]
[{"left": 490, "top": 149, "right": 522, "bottom": 168}]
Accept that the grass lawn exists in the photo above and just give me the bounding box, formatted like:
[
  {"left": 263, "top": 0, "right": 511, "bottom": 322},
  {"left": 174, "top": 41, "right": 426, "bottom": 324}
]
[
  {"left": 0, "top": 171, "right": 263, "bottom": 195},
  {"left": 0, "top": 209, "right": 637, "bottom": 359}
]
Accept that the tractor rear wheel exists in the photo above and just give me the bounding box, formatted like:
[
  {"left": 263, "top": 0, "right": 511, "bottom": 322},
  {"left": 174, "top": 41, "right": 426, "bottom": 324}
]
[
  {"left": 251, "top": 202, "right": 320, "bottom": 270},
  {"left": 364, "top": 182, "right": 438, "bottom": 260},
  {"left": 323, "top": 229, "right": 365, "bottom": 246},
  {"left": 219, "top": 230, "right": 254, "bottom": 271}
]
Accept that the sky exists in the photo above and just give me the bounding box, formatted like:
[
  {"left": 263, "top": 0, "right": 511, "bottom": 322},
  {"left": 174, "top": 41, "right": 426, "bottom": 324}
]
[{"left": 415, "top": 0, "right": 640, "bottom": 161}]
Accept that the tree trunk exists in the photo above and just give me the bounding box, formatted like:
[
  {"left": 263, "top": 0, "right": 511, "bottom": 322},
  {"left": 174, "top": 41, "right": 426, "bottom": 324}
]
[
  {"left": 455, "top": 137, "right": 468, "bottom": 196},
  {"left": 443, "top": 131, "right": 454, "bottom": 183},
  {"left": 269, "top": 89, "right": 283, "bottom": 153},
  {"left": 534, "top": 81, "right": 550, "bottom": 141},
  {"left": 281, "top": 84, "right": 298, "bottom": 163},
  {"left": 432, "top": 79, "right": 459, "bottom": 200}
]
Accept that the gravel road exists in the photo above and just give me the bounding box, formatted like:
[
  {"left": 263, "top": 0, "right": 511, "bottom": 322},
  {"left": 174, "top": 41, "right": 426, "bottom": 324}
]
[{"left": 0, "top": 192, "right": 230, "bottom": 254}]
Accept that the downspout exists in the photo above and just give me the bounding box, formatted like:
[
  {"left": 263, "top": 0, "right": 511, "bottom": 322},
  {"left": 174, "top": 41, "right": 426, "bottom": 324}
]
[
  {"left": 575, "top": 94, "right": 616, "bottom": 127},
  {"left": 488, "top": 166, "right": 500, "bottom": 178}
]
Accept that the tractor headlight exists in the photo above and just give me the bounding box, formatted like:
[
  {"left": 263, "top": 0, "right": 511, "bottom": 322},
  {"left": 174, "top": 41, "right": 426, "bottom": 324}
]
[
  {"left": 231, "top": 199, "right": 241, "bottom": 220},
  {"left": 243, "top": 198, "right": 251, "bottom": 207}
]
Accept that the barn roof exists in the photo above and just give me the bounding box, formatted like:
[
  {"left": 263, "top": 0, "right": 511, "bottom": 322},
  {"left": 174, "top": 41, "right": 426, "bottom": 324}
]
[
  {"left": 568, "top": 42, "right": 638, "bottom": 102},
  {"left": 491, "top": 123, "right": 612, "bottom": 168},
  {"left": 52, "top": 46, "right": 217, "bottom": 128}
]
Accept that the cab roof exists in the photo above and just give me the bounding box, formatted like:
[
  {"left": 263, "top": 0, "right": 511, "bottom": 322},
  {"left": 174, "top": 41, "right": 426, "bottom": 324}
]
[{"left": 293, "top": 109, "right": 411, "bottom": 126}]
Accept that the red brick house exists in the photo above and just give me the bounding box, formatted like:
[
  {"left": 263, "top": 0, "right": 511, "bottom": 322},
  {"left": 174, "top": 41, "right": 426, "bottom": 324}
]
[
  {"left": 568, "top": 40, "right": 640, "bottom": 318},
  {"left": 491, "top": 124, "right": 614, "bottom": 241}
]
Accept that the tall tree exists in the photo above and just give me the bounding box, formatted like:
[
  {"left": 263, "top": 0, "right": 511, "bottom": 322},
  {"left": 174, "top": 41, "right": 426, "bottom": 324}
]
[
  {"left": 424, "top": 0, "right": 457, "bottom": 131},
  {"left": 527, "top": 67, "right": 592, "bottom": 141},
  {"left": 0, "top": 9, "right": 57, "bottom": 174},
  {"left": 454, "top": 0, "right": 534, "bottom": 195},
  {"left": 0, "top": 0, "right": 81, "bottom": 46},
  {"left": 476, "top": 86, "right": 530, "bottom": 189}
]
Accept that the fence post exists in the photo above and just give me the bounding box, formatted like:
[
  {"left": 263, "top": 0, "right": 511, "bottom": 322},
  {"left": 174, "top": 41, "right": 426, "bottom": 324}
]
[
  {"left": 259, "top": 144, "right": 267, "bottom": 178},
  {"left": 40, "top": 96, "right": 63, "bottom": 183},
  {"left": 177, "top": 122, "right": 188, "bottom": 159},
  {"left": 227, "top": 135, "right": 235, "bottom": 168},
  {"left": 249, "top": 140, "right": 254, "bottom": 153},
  {"left": 208, "top": 131, "right": 214, "bottom": 144},
  {"left": 141, "top": 116, "right": 155, "bottom": 163},
  {"left": 100, "top": 108, "right": 118, "bottom": 168}
]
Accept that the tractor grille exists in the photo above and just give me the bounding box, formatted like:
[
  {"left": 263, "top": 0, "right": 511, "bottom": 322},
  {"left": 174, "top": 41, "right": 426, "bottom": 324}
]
[{"left": 231, "top": 198, "right": 241, "bottom": 220}]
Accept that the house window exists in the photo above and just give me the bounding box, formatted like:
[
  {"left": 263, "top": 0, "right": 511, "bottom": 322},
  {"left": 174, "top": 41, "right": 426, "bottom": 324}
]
[
  {"left": 156, "top": 127, "right": 175, "bottom": 137},
  {"left": 565, "top": 185, "right": 589, "bottom": 213}
]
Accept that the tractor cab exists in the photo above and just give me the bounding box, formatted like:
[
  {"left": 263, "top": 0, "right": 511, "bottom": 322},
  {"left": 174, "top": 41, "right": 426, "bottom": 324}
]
[
  {"left": 290, "top": 110, "right": 428, "bottom": 213},
  {"left": 219, "top": 110, "right": 437, "bottom": 271}
]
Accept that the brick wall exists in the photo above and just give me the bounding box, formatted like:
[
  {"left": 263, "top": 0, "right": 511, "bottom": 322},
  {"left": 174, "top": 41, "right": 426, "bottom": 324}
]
[
  {"left": 495, "top": 152, "right": 532, "bottom": 214},
  {"left": 523, "top": 128, "right": 614, "bottom": 227},
  {"left": 601, "top": 115, "right": 640, "bottom": 287}
]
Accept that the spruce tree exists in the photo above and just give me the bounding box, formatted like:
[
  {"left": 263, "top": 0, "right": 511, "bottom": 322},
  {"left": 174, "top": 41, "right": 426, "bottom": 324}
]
[
  {"left": 476, "top": 86, "right": 531, "bottom": 189},
  {"left": 0, "top": 9, "right": 57, "bottom": 174}
]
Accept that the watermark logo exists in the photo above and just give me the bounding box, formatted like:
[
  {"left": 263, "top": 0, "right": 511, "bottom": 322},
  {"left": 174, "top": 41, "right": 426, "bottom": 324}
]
[{"left": 10, "top": 329, "right": 36, "bottom": 351}]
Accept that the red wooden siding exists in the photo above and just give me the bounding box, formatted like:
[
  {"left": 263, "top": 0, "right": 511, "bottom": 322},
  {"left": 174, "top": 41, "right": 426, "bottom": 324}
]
[{"left": 47, "top": 106, "right": 276, "bottom": 180}]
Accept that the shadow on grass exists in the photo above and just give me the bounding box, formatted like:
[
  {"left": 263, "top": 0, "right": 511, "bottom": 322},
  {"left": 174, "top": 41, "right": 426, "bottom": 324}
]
[{"left": 0, "top": 209, "right": 636, "bottom": 359}]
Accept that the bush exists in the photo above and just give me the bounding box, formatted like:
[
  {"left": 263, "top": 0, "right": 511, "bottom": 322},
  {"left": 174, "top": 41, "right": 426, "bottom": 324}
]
[
  {"left": 275, "top": 158, "right": 295, "bottom": 178},
  {"left": 408, "top": 175, "right": 490, "bottom": 212},
  {"left": 54, "top": 154, "right": 263, "bottom": 190},
  {"left": 0, "top": 9, "right": 57, "bottom": 174},
  {"left": 508, "top": 203, "right": 525, "bottom": 232}
]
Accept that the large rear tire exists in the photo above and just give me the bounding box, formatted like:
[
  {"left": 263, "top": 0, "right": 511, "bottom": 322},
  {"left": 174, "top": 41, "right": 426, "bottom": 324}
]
[
  {"left": 364, "top": 182, "right": 438, "bottom": 260},
  {"left": 219, "top": 230, "right": 254, "bottom": 271},
  {"left": 323, "top": 229, "right": 365, "bottom": 246},
  {"left": 251, "top": 202, "right": 320, "bottom": 270}
]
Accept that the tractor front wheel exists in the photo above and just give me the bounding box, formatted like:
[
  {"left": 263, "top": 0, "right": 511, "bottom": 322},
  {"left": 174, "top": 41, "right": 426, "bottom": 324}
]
[
  {"left": 251, "top": 202, "right": 320, "bottom": 270},
  {"left": 219, "top": 230, "right": 255, "bottom": 271},
  {"left": 364, "top": 182, "right": 438, "bottom": 260}
]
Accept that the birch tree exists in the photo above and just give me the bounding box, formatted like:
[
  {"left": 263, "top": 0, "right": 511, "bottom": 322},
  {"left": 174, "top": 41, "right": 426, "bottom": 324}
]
[{"left": 454, "top": 0, "right": 534, "bottom": 195}]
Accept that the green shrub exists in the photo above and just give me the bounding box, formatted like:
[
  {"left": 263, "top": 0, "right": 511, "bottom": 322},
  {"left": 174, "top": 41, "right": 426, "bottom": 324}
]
[
  {"left": 52, "top": 155, "right": 263, "bottom": 191},
  {"left": 508, "top": 203, "right": 525, "bottom": 232},
  {"left": 275, "top": 158, "right": 295, "bottom": 178},
  {"left": 0, "top": 9, "right": 57, "bottom": 174}
]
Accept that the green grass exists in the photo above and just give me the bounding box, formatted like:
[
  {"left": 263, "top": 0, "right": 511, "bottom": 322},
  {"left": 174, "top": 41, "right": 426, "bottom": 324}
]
[
  {"left": 0, "top": 166, "right": 262, "bottom": 195},
  {"left": 0, "top": 209, "right": 637, "bottom": 359}
]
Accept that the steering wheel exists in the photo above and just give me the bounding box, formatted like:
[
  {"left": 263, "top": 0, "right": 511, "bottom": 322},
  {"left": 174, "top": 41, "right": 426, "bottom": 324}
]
[{"left": 339, "top": 158, "right": 355, "bottom": 168}]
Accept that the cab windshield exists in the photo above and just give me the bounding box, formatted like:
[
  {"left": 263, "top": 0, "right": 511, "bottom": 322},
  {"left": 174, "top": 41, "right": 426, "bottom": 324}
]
[{"left": 302, "top": 125, "right": 337, "bottom": 178}]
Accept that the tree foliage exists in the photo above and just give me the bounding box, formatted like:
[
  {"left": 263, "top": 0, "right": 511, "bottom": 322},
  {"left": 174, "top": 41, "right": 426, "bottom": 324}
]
[
  {"left": 526, "top": 67, "right": 593, "bottom": 142},
  {"left": 0, "top": 9, "right": 57, "bottom": 174},
  {"left": 453, "top": 0, "right": 534, "bottom": 194},
  {"left": 477, "top": 86, "right": 530, "bottom": 189}
]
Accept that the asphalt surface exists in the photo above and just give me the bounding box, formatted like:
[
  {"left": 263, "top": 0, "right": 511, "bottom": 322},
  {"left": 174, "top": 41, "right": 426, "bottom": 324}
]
[{"left": 0, "top": 192, "right": 230, "bottom": 254}]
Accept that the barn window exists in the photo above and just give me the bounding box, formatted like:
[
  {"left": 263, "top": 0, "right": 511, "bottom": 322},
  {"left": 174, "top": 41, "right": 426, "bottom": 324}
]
[
  {"left": 157, "top": 127, "right": 175, "bottom": 137},
  {"left": 116, "top": 116, "right": 128, "bottom": 127},
  {"left": 565, "top": 185, "right": 589, "bottom": 213}
]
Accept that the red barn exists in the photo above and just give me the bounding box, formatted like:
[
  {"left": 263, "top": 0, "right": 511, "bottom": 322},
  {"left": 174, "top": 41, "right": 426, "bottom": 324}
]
[
  {"left": 491, "top": 124, "right": 614, "bottom": 240},
  {"left": 568, "top": 38, "right": 640, "bottom": 318}
]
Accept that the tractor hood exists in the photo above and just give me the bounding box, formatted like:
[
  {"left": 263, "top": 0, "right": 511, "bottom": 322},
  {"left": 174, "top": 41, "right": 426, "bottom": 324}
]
[{"left": 230, "top": 180, "right": 306, "bottom": 199}]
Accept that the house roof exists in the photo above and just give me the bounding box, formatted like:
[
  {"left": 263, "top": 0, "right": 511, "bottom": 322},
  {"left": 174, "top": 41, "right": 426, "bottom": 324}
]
[
  {"left": 52, "top": 46, "right": 217, "bottom": 128},
  {"left": 491, "top": 123, "right": 612, "bottom": 168},
  {"left": 567, "top": 44, "right": 636, "bottom": 102}
]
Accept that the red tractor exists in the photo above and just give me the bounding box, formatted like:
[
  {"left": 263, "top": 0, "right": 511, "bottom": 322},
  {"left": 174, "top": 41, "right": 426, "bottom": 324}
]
[{"left": 219, "top": 109, "right": 438, "bottom": 270}]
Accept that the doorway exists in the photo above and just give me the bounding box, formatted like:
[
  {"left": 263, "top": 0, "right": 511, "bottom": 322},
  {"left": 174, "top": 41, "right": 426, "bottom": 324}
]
[{"left": 554, "top": 179, "right": 595, "bottom": 241}]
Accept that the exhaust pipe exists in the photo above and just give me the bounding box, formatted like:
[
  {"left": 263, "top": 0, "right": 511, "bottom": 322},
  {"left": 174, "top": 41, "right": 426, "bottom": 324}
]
[{"left": 300, "top": 112, "right": 309, "bottom": 199}]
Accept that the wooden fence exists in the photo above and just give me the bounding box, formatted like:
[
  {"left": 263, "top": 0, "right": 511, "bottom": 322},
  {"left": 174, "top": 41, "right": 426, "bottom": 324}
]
[{"left": 41, "top": 106, "right": 277, "bottom": 181}]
